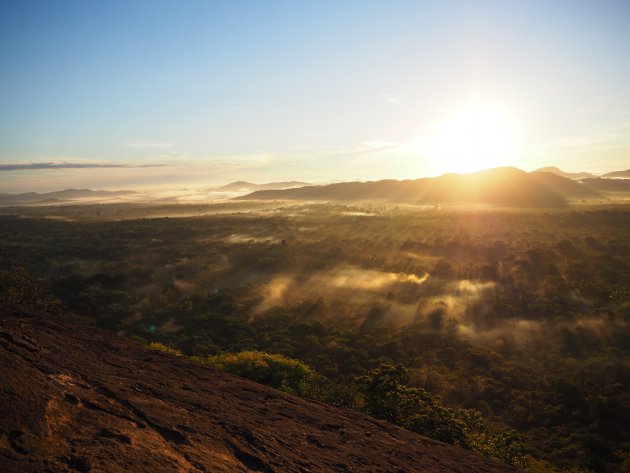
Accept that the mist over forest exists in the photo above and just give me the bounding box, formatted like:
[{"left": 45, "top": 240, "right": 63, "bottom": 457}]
[{"left": 1, "top": 199, "right": 628, "bottom": 472}]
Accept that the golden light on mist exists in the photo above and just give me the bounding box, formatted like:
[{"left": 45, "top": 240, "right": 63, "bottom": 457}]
[{"left": 425, "top": 99, "right": 523, "bottom": 174}]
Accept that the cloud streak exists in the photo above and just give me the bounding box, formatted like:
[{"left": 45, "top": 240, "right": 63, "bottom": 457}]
[
  {"left": 0, "top": 162, "right": 171, "bottom": 171},
  {"left": 541, "top": 120, "right": 630, "bottom": 151},
  {"left": 383, "top": 93, "right": 406, "bottom": 105},
  {"left": 124, "top": 141, "right": 175, "bottom": 149}
]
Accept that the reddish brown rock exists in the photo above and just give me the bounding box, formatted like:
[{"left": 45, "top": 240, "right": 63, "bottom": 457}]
[{"left": 0, "top": 307, "right": 524, "bottom": 472}]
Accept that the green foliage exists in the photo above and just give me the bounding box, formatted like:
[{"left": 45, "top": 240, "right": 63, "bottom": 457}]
[
  {"left": 148, "top": 342, "right": 182, "bottom": 356},
  {"left": 356, "top": 365, "right": 527, "bottom": 465},
  {"left": 303, "top": 374, "right": 362, "bottom": 408},
  {"left": 525, "top": 457, "right": 593, "bottom": 473},
  {"left": 205, "top": 350, "right": 314, "bottom": 396},
  {"left": 0, "top": 266, "right": 61, "bottom": 314},
  {"left": 357, "top": 364, "right": 408, "bottom": 423}
]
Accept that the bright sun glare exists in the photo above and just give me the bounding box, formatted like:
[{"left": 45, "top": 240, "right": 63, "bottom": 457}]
[{"left": 426, "top": 100, "right": 521, "bottom": 174}]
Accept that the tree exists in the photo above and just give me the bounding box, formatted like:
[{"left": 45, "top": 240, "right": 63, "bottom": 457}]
[
  {"left": 0, "top": 266, "right": 61, "bottom": 314},
  {"left": 356, "top": 365, "right": 526, "bottom": 465},
  {"left": 357, "top": 364, "right": 407, "bottom": 423}
]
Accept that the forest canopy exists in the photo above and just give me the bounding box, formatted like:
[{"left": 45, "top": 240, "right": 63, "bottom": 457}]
[{"left": 1, "top": 202, "right": 628, "bottom": 472}]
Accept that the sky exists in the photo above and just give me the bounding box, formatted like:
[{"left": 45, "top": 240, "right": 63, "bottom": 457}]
[{"left": 1, "top": 0, "right": 629, "bottom": 192}]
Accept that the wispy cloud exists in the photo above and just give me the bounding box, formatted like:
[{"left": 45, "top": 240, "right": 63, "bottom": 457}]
[
  {"left": 361, "top": 140, "right": 403, "bottom": 149},
  {"left": 527, "top": 120, "right": 630, "bottom": 173},
  {"left": 124, "top": 141, "right": 175, "bottom": 149},
  {"left": 578, "top": 105, "right": 630, "bottom": 116},
  {"left": 0, "top": 162, "right": 171, "bottom": 171},
  {"left": 291, "top": 140, "right": 403, "bottom": 161},
  {"left": 541, "top": 120, "right": 630, "bottom": 151},
  {"left": 383, "top": 93, "right": 406, "bottom": 105}
]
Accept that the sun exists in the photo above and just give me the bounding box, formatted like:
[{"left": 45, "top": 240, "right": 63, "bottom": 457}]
[{"left": 425, "top": 100, "right": 521, "bottom": 174}]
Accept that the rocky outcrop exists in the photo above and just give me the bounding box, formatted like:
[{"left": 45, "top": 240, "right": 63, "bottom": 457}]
[{"left": 0, "top": 307, "right": 523, "bottom": 472}]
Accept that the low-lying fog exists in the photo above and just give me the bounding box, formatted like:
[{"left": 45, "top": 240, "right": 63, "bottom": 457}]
[{"left": 2, "top": 200, "right": 628, "bottom": 362}]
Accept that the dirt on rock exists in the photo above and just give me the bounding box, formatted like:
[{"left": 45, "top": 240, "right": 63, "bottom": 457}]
[{"left": 0, "top": 307, "right": 524, "bottom": 472}]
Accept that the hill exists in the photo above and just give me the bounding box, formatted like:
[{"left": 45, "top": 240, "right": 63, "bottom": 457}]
[
  {"left": 580, "top": 177, "right": 630, "bottom": 193},
  {"left": 0, "top": 189, "right": 137, "bottom": 205},
  {"left": 237, "top": 167, "right": 587, "bottom": 206},
  {"left": 216, "top": 181, "right": 310, "bottom": 192},
  {"left": 0, "top": 307, "right": 523, "bottom": 472},
  {"left": 601, "top": 169, "right": 630, "bottom": 179},
  {"left": 528, "top": 171, "right": 601, "bottom": 199},
  {"left": 533, "top": 166, "right": 597, "bottom": 180}
]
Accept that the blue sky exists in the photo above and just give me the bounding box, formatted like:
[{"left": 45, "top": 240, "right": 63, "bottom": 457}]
[{"left": 1, "top": 0, "right": 629, "bottom": 191}]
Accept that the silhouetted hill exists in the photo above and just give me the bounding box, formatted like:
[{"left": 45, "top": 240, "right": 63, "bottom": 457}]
[
  {"left": 216, "top": 180, "right": 256, "bottom": 191},
  {"left": 601, "top": 169, "right": 630, "bottom": 179},
  {"left": 529, "top": 172, "right": 601, "bottom": 199},
  {"left": 0, "top": 189, "right": 137, "bottom": 205},
  {"left": 238, "top": 167, "right": 579, "bottom": 206},
  {"left": 533, "top": 166, "right": 597, "bottom": 180},
  {"left": 0, "top": 307, "right": 523, "bottom": 472},
  {"left": 216, "top": 181, "right": 310, "bottom": 192},
  {"left": 581, "top": 177, "right": 630, "bottom": 193}
]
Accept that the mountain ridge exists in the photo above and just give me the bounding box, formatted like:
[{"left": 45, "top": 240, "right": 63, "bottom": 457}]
[
  {"left": 0, "top": 188, "right": 138, "bottom": 205},
  {"left": 601, "top": 169, "right": 630, "bottom": 179},
  {"left": 533, "top": 166, "right": 597, "bottom": 180},
  {"left": 215, "top": 181, "right": 311, "bottom": 192},
  {"left": 236, "top": 167, "right": 617, "bottom": 206}
]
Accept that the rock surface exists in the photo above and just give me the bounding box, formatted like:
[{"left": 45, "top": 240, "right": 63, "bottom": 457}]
[{"left": 0, "top": 308, "right": 524, "bottom": 472}]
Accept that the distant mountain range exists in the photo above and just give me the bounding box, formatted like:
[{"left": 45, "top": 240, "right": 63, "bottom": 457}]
[
  {"left": 601, "top": 169, "right": 630, "bottom": 179},
  {"left": 3, "top": 168, "right": 628, "bottom": 207},
  {"left": 580, "top": 177, "right": 630, "bottom": 193},
  {"left": 533, "top": 166, "right": 597, "bottom": 180},
  {"left": 533, "top": 166, "right": 630, "bottom": 180},
  {"left": 237, "top": 167, "right": 630, "bottom": 206},
  {"left": 215, "top": 181, "right": 310, "bottom": 192},
  {"left": 0, "top": 188, "right": 137, "bottom": 205}
]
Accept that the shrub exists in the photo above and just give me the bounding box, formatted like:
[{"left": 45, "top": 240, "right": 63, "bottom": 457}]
[
  {"left": 205, "top": 350, "right": 314, "bottom": 396},
  {"left": 148, "top": 342, "right": 182, "bottom": 356}
]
